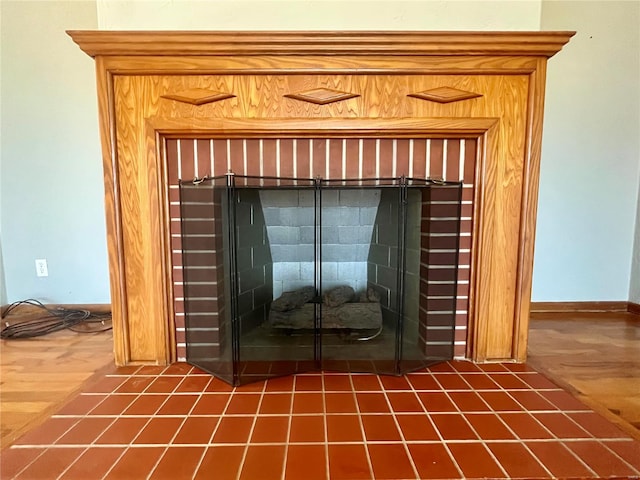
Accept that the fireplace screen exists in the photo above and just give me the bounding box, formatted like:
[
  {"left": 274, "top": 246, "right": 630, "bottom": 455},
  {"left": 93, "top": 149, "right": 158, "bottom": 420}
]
[{"left": 179, "top": 174, "right": 463, "bottom": 386}]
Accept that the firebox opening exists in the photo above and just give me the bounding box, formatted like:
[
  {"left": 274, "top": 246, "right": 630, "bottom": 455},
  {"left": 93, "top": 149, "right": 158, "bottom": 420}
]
[{"left": 180, "top": 175, "right": 462, "bottom": 386}]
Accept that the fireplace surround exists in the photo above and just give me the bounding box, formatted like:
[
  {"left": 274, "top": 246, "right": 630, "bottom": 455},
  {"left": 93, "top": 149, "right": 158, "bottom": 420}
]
[{"left": 69, "top": 30, "right": 573, "bottom": 368}]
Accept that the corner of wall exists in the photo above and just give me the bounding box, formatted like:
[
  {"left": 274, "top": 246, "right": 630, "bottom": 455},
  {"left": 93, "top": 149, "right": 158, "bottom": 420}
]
[
  {"left": 629, "top": 177, "right": 640, "bottom": 304},
  {"left": 0, "top": 237, "right": 6, "bottom": 306}
]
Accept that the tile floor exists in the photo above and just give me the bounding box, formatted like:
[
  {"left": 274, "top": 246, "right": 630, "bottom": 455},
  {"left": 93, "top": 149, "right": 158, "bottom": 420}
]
[{"left": 1, "top": 361, "right": 639, "bottom": 479}]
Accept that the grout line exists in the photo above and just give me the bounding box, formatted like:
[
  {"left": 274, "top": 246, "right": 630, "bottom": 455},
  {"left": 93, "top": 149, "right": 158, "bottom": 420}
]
[
  {"left": 99, "top": 445, "right": 129, "bottom": 480},
  {"left": 379, "top": 376, "right": 420, "bottom": 479},
  {"left": 425, "top": 138, "right": 431, "bottom": 176},
  {"left": 50, "top": 408, "right": 603, "bottom": 419},
  {"left": 408, "top": 139, "right": 414, "bottom": 177},
  {"left": 5, "top": 448, "right": 48, "bottom": 479},
  {"left": 392, "top": 139, "right": 397, "bottom": 178},
  {"left": 125, "top": 373, "right": 183, "bottom": 449},
  {"left": 442, "top": 139, "right": 448, "bottom": 181},
  {"left": 358, "top": 139, "right": 363, "bottom": 179},
  {"left": 517, "top": 440, "right": 555, "bottom": 477},
  {"left": 12, "top": 437, "right": 634, "bottom": 449},
  {"left": 325, "top": 138, "right": 330, "bottom": 179},
  {"left": 598, "top": 439, "right": 640, "bottom": 476},
  {"left": 234, "top": 378, "right": 267, "bottom": 480},
  {"left": 348, "top": 372, "right": 376, "bottom": 480},
  {"left": 75, "top": 386, "right": 567, "bottom": 396},
  {"left": 375, "top": 138, "right": 380, "bottom": 179},
  {"left": 433, "top": 367, "right": 483, "bottom": 478},
  {"left": 559, "top": 440, "right": 600, "bottom": 477},
  {"left": 490, "top": 381, "right": 560, "bottom": 478},
  {"left": 280, "top": 379, "right": 294, "bottom": 480},
  {"left": 449, "top": 384, "right": 510, "bottom": 479},
  {"left": 144, "top": 446, "right": 170, "bottom": 480},
  {"left": 177, "top": 139, "right": 182, "bottom": 179},
  {"left": 242, "top": 139, "right": 247, "bottom": 176},
  {"left": 146, "top": 372, "right": 213, "bottom": 478},
  {"left": 102, "top": 370, "right": 550, "bottom": 378},
  {"left": 97, "top": 373, "right": 151, "bottom": 480},
  {"left": 321, "top": 374, "right": 330, "bottom": 480},
  {"left": 414, "top": 367, "right": 464, "bottom": 478},
  {"left": 53, "top": 446, "right": 90, "bottom": 480},
  {"left": 201, "top": 386, "right": 235, "bottom": 448},
  {"left": 193, "top": 138, "right": 199, "bottom": 179},
  {"left": 210, "top": 138, "right": 215, "bottom": 177}
]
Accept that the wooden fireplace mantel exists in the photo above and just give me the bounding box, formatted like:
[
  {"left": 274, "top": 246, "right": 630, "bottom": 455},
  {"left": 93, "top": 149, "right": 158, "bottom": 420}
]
[{"left": 69, "top": 30, "right": 573, "bottom": 366}]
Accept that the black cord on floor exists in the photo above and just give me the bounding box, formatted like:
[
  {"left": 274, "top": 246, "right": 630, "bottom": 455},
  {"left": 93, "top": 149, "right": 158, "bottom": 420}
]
[{"left": 0, "top": 299, "right": 112, "bottom": 339}]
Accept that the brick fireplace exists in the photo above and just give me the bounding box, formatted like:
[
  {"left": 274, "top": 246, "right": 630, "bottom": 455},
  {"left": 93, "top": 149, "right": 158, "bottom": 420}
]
[
  {"left": 69, "top": 30, "right": 573, "bottom": 368},
  {"left": 167, "top": 138, "right": 475, "bottom": 363}
]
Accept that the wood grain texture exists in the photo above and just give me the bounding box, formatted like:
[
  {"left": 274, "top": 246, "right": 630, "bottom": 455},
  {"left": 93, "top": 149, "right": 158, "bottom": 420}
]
[
  {"left": 161, "top": 88, "right": 235, "bottom": 106},
  {"left": 101, "top": 55, "right": 543, "bottom": 75},
  {"left": 0, "top": 305, "right": 113, "bottom": 447},
  {"left": 512, "top": 58, "right": 547, "bottom": 362},
  {"left": 408, "top": 86, "right": 482, "bottom": 104},
  {"left": 67, "top": 30, "right": 574, "bottom": 57},
  {"left": 528, "top": 314, "right": 640, "bottom": 438},
  {"left": 96, "top": 57, "right": 130, "bottom": 366},
  {"left": 114, "top": 76, "right": 170, "bottom": 364},
  {"left": 71, "top": 31, "right": 571, "bottom": 365},
  {"left": 284, "top": 87, "right": 360, "bottom": 105},
  {"left": 150, "top": 117, "right": 499, "bottom": 137},
  {"left": 530, "top": 301, "right": 632, "bottom": 318}
]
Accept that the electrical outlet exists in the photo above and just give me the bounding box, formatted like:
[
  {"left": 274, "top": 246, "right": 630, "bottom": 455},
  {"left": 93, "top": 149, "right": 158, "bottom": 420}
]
[{"left": 35, "top": 259, "right": 48, "bottom": 277}]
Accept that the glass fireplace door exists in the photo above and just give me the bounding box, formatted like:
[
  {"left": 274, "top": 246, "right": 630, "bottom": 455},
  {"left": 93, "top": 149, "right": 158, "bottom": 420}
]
[
  {"left": 399, "top": 180, "right": 463, "bottom": 372},
  {"left": 179, "top": 176, "right": 235, "bottom": 384},
  {"left": 233, "top": 176, "right": 319, "bottom": 385},
  {"left": 318, "top": 181, "right": 403, "bottom": 375}
]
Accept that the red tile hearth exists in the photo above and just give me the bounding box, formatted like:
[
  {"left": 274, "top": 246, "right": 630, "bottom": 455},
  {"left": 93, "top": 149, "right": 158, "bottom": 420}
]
[{"left": 2, "top": 361, "right": 639, "bottom": 480}]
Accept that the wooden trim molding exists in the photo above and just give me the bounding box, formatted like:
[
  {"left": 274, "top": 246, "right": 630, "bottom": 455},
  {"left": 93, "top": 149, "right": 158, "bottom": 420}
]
[
  {"left": 69, "top": 31, "right": 573, "bottom": 366},
  {"left": 530, "top": 301, "right": 640, "bottom": 320},
  {"left": 531, "top": 301, "right": 630, "bottom": 313},
  {"left": 408, "top": 87, "right": 482, "bottom": 104},
  {"left": 161, "top": 89, "right": 236, "bottom": 106},
  {"left": 68, "top": 30, "right": 575, "bottom": 58}
]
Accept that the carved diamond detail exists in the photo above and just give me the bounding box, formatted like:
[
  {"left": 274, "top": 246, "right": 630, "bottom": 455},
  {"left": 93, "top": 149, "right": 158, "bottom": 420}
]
[
  {"left": 162, "top": 88, "right": 235, "bottom": 106},
  {"left": 408, "top": 86, "right": 482, "bottom": 104},
  {"left": 285, "top": 88, "right": 360, "bottom": 105}
]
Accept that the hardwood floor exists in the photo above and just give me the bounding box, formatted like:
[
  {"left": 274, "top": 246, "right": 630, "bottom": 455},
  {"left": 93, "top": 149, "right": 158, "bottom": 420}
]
[
  {"left": 1, "top": 311, "right": 638, "bottom": 449},
  {"left": 0, "top": 322, "right": 114, "bottom": 447},
  {"left": 528, "top": 312, "right": 640, "bottom": 438}
]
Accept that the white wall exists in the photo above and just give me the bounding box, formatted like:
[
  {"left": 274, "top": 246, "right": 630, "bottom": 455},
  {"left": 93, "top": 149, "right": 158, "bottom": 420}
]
[
  {"left": 97, "top": 0, "right": 541, "bottom": 30},
  {"left": 0, "top": 1, "right": 108, "bottom": 303},
  {"left": 533, "top": 1, "right": 640, "bottom": 301}
]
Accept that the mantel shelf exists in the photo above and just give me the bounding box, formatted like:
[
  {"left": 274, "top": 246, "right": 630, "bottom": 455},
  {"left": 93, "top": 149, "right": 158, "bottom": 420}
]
[{"left": 67, "top": 30, "right": 574, "bottom": 58}]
